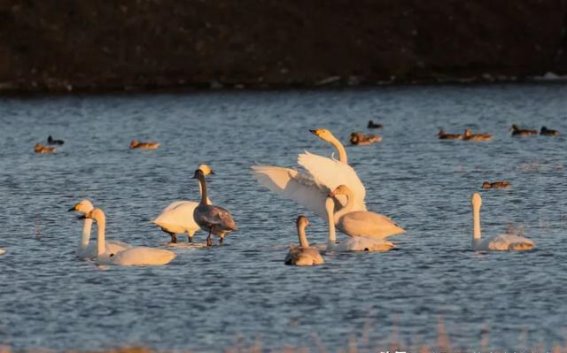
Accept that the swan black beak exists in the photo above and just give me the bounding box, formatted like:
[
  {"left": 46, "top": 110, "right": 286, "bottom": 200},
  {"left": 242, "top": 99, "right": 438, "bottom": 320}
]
[
  {"left": 76, "top": 215, "right": 86, "bottom": 220},
  {"left": 68, "top": 207, "right": 76, "bottom": 212},
  {"left": 210, "top": 170, "right": 215, "bottom": 175},
  {"left": 309, "top": 129, "right": 317, "bottom": 135}
]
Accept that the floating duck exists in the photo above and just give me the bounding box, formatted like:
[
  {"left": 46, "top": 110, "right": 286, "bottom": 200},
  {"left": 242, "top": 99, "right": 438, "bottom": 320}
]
[
  {"left": 437, "top": 128, "right": 463, "bottom": 140},
  {"left": 540, "top": 126, "right": 559, "bottom": 136},
  {"left": 47, "top": 135, "right": 64, "bottom": 145},
  {"left": 350, "top": 132, "right": 382, "bottom": 145},
  {"left": 367, "top": 120, "right": 383, "bottom": 129},
  {"left": 130, "top": 139, "right": 160, "bottom": 150},
  {"left": 482, "top": 181, "right": 511, "bottom": 189},
  {"left": 463, "top": 128, "right": 492, "bottom": 141},
  {"left": 34, "top": 143, "right": 56, "bottom": 154},
  {"left": 511, "top": 124, "right": 537, "bottom": 137}
]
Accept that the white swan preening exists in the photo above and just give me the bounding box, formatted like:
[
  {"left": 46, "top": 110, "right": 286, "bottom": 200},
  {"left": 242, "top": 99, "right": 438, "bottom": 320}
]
[
  {"left": 471, "top": 193, "right": 535, "bottom": 251},
  {"left": 86, "top": 208, "right": 176, "bottom": 266},
  {"left": 152, "top": 164, "right": 214, "bottom": 243},
  {"left": 69, "top": 199, "right": 130, "bottom": 259},
  {"left": 329, "top": 185, "right": 405, "bottom": 240},
  {"left": 252, "top": 128, "right": 366, "bottom": 226},
  {"left": 325, "top": 197, "right": 395, "bottom": 252},
  {"left": 193, "top": 169, "right": 238, "bottom": 246},
  {"left": 285, "top": 215, "right": 324, "bottom": 266}
]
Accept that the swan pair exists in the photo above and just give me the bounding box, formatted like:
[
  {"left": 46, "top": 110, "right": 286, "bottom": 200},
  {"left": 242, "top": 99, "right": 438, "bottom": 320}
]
[
  {"left": 70, "top": 200, "right": 175, "bottom": 266},
  {"left": 252, "top": 128, "right": 404, "bottom": 251},
  {"left": 152, "top": 164, "right": 214, "bottom": 243}
]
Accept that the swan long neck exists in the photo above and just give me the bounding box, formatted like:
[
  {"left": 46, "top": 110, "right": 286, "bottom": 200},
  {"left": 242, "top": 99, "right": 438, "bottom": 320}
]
[
  {"left": 197, "top": 182, "right": 212, "bottom": 205},
  {"left": 325, "top": 197, "right": 337, "bottom": 246},
  {"left": 328, "top": 134, "right": 348, "bottom": 164},
  {"left": 197, "top": 175, "right": 209, "bottom": 205},
  {"left": 297, "top": 223, "right": 310, "bottom": 248},
  {"left": 79, "top": 218, "right": 93, "bottom": 251},
  {"left": 96, "top": 213, "right": 106, "bottom": 256},
  {"left": 334, "top": 189, "right": 354, "bottom": 220},
  {"left": 473, "top": 203, "right": 481, "bottom": 242}
]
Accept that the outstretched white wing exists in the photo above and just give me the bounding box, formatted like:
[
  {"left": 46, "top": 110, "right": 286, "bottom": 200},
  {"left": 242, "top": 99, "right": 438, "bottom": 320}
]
[
  {"left": 297, "top": 151, "right": 366, "bottom": 211},
  {"left": 251, "top": 165, "right": 329, "bottom": 217}
]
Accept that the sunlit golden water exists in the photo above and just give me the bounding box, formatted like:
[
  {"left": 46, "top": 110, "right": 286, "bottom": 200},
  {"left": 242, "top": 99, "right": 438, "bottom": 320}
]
[{"left": 0, "top": 85, "right": 566, "bottom": 351}]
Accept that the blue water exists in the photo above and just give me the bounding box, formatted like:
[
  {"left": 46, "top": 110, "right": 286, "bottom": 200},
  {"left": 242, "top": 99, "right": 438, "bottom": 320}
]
[{"left": 0, "top": 84, "right": 566, "bottom": 352}]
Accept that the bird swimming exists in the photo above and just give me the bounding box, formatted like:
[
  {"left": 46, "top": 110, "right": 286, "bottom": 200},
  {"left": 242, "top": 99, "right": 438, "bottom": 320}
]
[
  {"left": 470, "top": 193, "right": 535, "bottom": 251},
  {"left": 367, "top": 120, "right": 383, "bottom": 129},
  {"left": 482, "top": 181, "right": 511, "bottom": 189},
  {"left": 130, "top": 139, "right": 160, "bottom": 150},
  {"left": 437, "top": 129, "right": 463, "bottom": 140},
  {"left": 350, "top": 132, "right": 382, "bottom": 145},
  {"left": 47, "top": 135, "right": 64, "bottom": 145},
  {"left": 284, "top": 215, "right": 324, "bottom": 266},
  {"left": 511, "top": 124, "right": 537, "bottom": 137},
  {"left": 34, "top": 143, "right": 56, "bottom": 154},
  {"left": 540, "top": 126, "right": 559, "bottom": 136},
  {"left": 463, "top": 128, "right": 492, "bottom": 141}
]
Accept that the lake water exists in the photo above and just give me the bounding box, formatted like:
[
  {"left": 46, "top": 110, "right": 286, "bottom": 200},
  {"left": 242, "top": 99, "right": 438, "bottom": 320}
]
[{"left": 0, "top": 84, "right": 566, "bottom": 352}]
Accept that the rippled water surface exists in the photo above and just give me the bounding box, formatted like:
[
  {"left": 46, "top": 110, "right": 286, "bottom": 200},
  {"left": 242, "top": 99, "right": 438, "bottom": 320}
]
[{"left": 1, "top": 85, "right": 567, "bottom": 352}]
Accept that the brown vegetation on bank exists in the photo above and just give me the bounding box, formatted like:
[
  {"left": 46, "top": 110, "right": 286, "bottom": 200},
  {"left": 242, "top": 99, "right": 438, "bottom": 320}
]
[{"left": 1, "top": 1, "right": 567, "bottom": 93}]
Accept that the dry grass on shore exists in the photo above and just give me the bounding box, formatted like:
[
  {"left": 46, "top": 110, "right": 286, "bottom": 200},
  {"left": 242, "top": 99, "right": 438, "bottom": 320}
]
[{"left": 2, "top": 321, "right": 566, "bottom": 353}]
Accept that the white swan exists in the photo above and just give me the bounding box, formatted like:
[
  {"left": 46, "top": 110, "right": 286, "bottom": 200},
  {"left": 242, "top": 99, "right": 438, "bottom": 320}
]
[
  {"left": 69, "top": 199, "right": 130, "bottom": 259},
  {"left": 309, "top": 128, "right": 349, "bottom": 164},
  {"left": 0, "top": 248, "right": 5, "bottom": 255},
  {"left": 325, "top": 197, "right": 395, "bottom": 252},
  {"left": 193, "top": 169, "right": 238, "bottom": 246},
  {"left": 86, "top": 208, "right": 176, "bottom": 266},
  {"left": 329, "top": 185, "right": 405, "bottom": 239},
  {"left": 471, "top": 193, "right": 535, "bottom": 251},
  {"left": 285, "top": 215, "right": 324, "bottom": 266},
  {"left": 251, "top": 128, "right": 366, "bottom": 224},
  {"left": 152, "top": 164, "right": 214, "bottom": 243}
]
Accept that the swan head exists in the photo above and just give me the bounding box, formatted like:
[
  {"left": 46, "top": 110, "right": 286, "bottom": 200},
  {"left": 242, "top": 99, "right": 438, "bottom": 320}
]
[
  {"left": 85, "top": 208, "right": 105, "bottom": 223},
  {"left": 296, "top": 215, "right": 309, "bottom": 228},
  {"left": 129, "top": 140, "right": 139, "bottom": 148},
  {"left": 481, "top": 181, "right": 492, "bottom": 189},
  {"left": 198, "top": 164, "right": 215, "bottom": 176},
  {"left": 463, "top": 128, "right": 472, "bottom": 137},
  {"left": 309, "top": 128, "right": 336, "bottom": 142},
  {"left": 329, "top": 185, "right": 351, "bottom": 197},
  {"left": 69, "top": 199, "right": 94, "bottom": 214},
  {"left": 471, "top": 192, "right": 482, "bottom": 208},
  {"left": 192, "top": 169, "right": 205, "bottom": 179}
]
